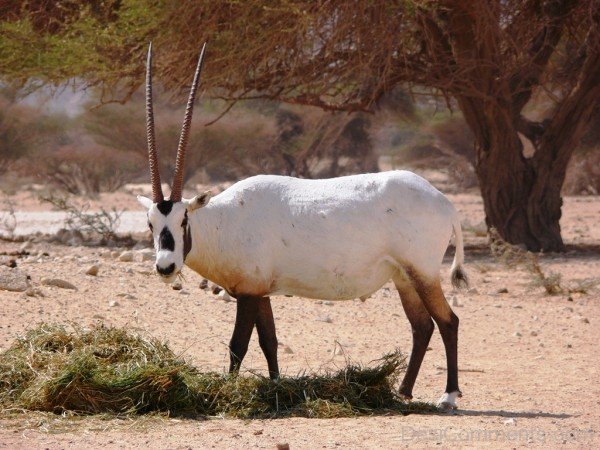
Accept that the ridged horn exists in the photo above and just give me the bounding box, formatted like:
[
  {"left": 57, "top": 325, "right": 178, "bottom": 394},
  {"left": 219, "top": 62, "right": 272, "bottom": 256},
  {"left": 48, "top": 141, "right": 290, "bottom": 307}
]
[
  {"left": 170, "top": 42, "right": 207, "bottom": 202},
  {"left": 146, "top": 42, "right": 164, "bottom": 203}
]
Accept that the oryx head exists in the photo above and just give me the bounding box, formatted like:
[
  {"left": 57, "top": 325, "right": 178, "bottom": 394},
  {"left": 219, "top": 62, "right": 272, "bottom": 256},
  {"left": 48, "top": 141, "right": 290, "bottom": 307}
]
[{"left": 137, "top": 43, "right": 211, "bottom": 283}]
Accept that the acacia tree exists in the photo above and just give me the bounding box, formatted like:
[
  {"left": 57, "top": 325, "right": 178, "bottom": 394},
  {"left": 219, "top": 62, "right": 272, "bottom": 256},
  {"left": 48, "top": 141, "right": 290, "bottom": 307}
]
[{"left": 1, "top": 0, "right": 598, "bottom": 251}]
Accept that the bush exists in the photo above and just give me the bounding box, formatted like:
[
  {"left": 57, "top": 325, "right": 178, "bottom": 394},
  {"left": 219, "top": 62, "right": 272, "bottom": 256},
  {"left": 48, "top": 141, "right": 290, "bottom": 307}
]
[
  {"left": 0, "top": 88, "right": 66, "bottom": 174},
  {"left": 40, "top": 144, "right": 142, "bottom": 196},
  {"left": 38, "top": 192, "right": 123, "bottom": 242}
]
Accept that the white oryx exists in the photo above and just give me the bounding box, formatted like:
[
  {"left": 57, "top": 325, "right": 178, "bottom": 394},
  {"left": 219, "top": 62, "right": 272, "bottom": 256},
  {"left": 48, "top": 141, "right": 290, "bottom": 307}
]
[{"left": 138, "top": 44, "right": 468, "bottom": 410}]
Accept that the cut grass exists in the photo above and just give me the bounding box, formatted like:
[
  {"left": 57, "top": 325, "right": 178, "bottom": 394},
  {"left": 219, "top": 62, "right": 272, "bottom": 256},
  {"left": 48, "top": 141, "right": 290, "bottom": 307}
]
[{"left": 0, "top": 323, "right": 436, "bottom": 419}]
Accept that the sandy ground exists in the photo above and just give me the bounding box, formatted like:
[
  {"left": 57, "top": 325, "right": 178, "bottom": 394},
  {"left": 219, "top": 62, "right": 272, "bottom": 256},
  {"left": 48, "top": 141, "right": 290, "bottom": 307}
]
[{"left": 0, "top": 188, "right": 598, "bottom": 449}]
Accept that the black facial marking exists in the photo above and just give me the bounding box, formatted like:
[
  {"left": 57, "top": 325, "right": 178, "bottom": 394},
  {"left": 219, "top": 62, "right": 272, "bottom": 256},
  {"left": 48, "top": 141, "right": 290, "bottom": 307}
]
[
  {"left": 182, "top": 210, "right": 188, "bottom": 228},
  {"left": 156, "top": 263, "right": 175, "bottom": 276},
  {"left": 157, "top": 200, "right": 174, "bottom": 216},
  {"left": 183, "top": 222, "right": 192, "bottom": 261},
  {"left": 159, "top": 227, "right": 175, "bottom": 251}
]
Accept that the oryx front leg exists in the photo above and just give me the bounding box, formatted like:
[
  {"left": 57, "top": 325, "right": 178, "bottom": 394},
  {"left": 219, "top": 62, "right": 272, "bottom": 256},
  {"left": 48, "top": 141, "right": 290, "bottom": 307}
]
[
  {"left": 255, "top": 297, "right": 279, "bottom": 379},
  {"left": 412, "top": 277, "right": 461, "bottom": 411},
  {"left": 229, "top": 296, "right": 260, "bottom": 375},
  {"left": 228, "top": 295, "right": 279, "bottom": 378}
]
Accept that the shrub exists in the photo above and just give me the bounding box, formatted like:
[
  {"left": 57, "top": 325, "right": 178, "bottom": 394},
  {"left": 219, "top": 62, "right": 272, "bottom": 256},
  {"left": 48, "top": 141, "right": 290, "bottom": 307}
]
[{"left": 40, "top": 144, "right": 142, "bottom": 196}]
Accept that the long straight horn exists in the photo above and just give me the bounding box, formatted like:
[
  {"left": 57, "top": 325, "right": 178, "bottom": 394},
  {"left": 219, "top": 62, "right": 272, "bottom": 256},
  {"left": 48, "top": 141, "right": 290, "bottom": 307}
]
[
  {"left": 170, "top": 42, "right": 207, "bottom": 202},
  {"left": 146, "top": 42, "right": 164, "bottom": 203}
]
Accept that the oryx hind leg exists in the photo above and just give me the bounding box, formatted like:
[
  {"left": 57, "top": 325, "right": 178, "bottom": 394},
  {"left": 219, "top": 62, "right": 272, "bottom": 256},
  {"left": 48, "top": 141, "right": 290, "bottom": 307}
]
[
  {"left": 393, "top": 272, "right": 434, "bottom": 400},
  {"left": 409, "top": 272, "right": 461, "bottom": 410}
]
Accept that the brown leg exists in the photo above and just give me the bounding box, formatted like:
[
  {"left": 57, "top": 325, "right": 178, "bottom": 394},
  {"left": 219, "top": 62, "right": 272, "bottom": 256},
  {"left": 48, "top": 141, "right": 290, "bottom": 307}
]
[
  {"left": 229, "top": 296, "right": 259, "bottom": 375},
  {"left": 412, "top": 276, "right": 460, "bottom": 396},
  {"left": 255, "top": 297, "right": 279, "bottom": 379},
  {"left": 394, "top": 275, "right": 434, "bottom": 399}
]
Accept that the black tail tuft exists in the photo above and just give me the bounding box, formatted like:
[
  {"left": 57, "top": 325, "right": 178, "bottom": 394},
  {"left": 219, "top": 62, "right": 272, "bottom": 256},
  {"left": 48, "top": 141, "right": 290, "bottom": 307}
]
[{"left": 451, "top": 266, "right": 469, "bottom": 290}]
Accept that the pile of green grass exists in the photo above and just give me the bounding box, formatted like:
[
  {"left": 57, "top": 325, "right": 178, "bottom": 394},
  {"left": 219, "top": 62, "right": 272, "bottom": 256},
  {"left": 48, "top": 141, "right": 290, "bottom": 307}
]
[{"left": 0, "top": 323, "right": 436, "bottom": 418}]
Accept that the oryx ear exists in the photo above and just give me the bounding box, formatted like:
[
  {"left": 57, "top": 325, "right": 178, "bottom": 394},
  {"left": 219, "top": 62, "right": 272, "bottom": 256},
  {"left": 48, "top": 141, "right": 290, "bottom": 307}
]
[
  {"left": 185, "top": 191, "right": 212, "bottom": 212},
  {"left": 137, "top": 195, "right": 154, "bottom": 210}
]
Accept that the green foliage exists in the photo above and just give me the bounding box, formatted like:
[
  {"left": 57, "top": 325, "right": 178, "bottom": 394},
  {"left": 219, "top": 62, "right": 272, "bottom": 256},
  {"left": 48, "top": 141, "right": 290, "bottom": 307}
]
[
  {"left": 0, "top": 1, "right": 162, "bottom": 98},
  {"left": 0, "top": 323, "right": 436, "bottom": 418}
]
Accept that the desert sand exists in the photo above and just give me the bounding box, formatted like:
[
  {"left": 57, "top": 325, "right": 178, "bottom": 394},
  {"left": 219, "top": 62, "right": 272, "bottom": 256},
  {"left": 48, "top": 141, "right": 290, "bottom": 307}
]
[{"left": 0, "top": 188, "right": 598, "bottom": 449}]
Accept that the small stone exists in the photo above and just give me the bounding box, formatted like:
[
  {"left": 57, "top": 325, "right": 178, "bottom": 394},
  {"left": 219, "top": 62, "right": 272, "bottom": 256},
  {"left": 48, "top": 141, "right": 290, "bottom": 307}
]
[
  {"left": 283, "top": 345, "right": 294, "bottom": 354},
  {"left": 513, "top": 332, "right": 522, "bottom": 337},
  {"left": 580, "top": 317, "right": 590, "bottom": 324},
  {"left": 276, "top": 444, "right": 290, "bottom": 450},
  {"left": 0, "top": 266, "right": 30, "bottom": 292},
  {"left": 530, "top": 331, "right": 538, "bottom": 336},
  {"left": 497, "top": 287, "right": 509, "bottom": 294},
  {"left": 40, "top": 278, "right": 77, "bottom": 290},
  {"left": 199, "top": 279, "right": 209, "bottom": 290},
  {"left": 504, "top": 418, "right": 517, "bottom": 426},
  {"left": 133, "top": 241, "right": 150, "bottom": 250},
  {"left": 109, "top": 300, "right": 119, "bottom": 307},
  {"left": 25, "top": 287, "right": 44, "bottom": 297},
  {"left": 211, "top": 284, "right": 222, "bottom": 295},
  {"left": 55, "top": 229, "right": 82, "bottom": 245},
  {"left": 566, "top": 343, "right": 572, "bottom": 348},
  {"left": 172, "top": 282, "right": 183, "bottom": 291},
  {"left": 323, "top": 301, "right": 334, "bottom": 306},
  {"left": 567, "top": 296, "right": 573, "bottom": 302},
  {"left": 136, "top": 249, "right": 154, "bottom": 262},
  {"left": 316, "top": 316, "right": 333, "bottom": 323},
  {"left": 562, "top": 306, "right": 574, "bottom": 313},
  {"left": 179, "top": 290, "right": 190, "bottom": 295},
  {"left": 218, "top": 290, "right": 232, "bottom": 302},
  {"left": 118, "top": 251, "right": 134, "bottom": 262},
  {"left": 111, "top": 250, "right": 120, "bottom": 258},
  {"left": 467, "top": 287, "right": 479, "bottom": 295},
  {"left": 85, "top": 265, "right": 100, "bottom": 276}
]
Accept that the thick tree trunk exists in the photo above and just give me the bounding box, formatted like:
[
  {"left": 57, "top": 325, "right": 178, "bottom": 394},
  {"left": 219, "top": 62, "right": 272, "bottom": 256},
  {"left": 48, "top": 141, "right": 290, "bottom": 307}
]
[
  {"left": 457, "top": 97, "right": 571, "bottom": 252},
  {"left": 474, "top": 131, "right": 567, "bottom": 252}
]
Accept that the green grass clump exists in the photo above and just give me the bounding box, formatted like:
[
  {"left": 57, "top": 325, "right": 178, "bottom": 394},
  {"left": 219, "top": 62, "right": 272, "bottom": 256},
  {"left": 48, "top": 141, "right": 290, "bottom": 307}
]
[{"left": 0, "top": 324, "right": 436, "bottom": 418}]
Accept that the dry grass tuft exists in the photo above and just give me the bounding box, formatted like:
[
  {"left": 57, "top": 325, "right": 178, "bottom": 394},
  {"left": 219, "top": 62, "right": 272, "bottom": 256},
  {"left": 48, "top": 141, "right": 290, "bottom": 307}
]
[
  {"left": 489, "top": 228, "right": 564, "bottom": 295},
  {"left": 0, "top": 324, "right": 436, "bottom": 419}
]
